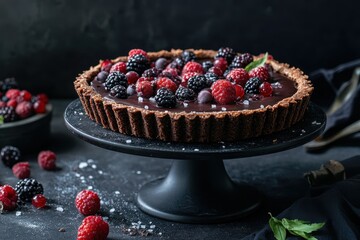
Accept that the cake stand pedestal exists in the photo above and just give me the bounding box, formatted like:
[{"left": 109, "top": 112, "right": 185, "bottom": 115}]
[{"left": 64, "top": 100, "right": 326, "bottom": 223}]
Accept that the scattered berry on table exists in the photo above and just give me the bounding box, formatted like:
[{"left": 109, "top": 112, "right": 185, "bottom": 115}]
[
  {"left": 249, "top": 66, "right": 270, "bottom": 82},
  {"left": 244, "top": 77, "right": 262, "bottom": 94},
  {"left": 1, "top": 146, "right": 21, "bottom": 168},
  {"left": 226, "top": 68, "right": 249, "bottom": 86},
  {"left": 259, "top": 82, "right": 273, "bottom": 97},
  {"left": 0, "top": 185, "right": 18, "bottom": 211},
  {"left": 32, "top": 194, "right": 47, "bottom": 209},
  {"left": 12, "top": 162, "right": 31, "bottom": 179},
  {"left": 156, "top": 77, "right": 177, "bottom": 93},
  {"left": 104, "top": 72, "right": 128, "bottom": 91},
  {"left": 181, "top": 50, "right": 196, "bottom": 63},
  {"left": 15, "top": 101, "right": 33, "bottom": 119},
  {"left": 110, "top": 62, "right": 127, "bottom": 74},
  {"left": 126, "top": 54, "right": 150, "bottom": 75},
  {"left": 75, "top": 190, "right": 101, "bottom": 216},
  {"left": 182, "top": 61, "right": 204, "bottom": 74},
  {"left": 187, "top": 75, "right": 208, "bottom": 93},
  {"left": 215, "top": 47, "right": 236, "bottom": 63},
  {"left": 110, "top": 85, "right": 128, "bottom": 99},
  {"left": 136, "top": 80, "right": 154, "bottom": 98},
  {"left": 38, "top": 150, "right": 57, "bottom": 170},
  {"left": 175, "top": 86, "right": 196, "bottom": 101},
  {"left": 155, "top": 88, "right": 177, "bottom": 108},
  {"left": 15, "top": 178, "right": 44, "bottom": 203},
  {"left": 211, "top": 80, "right": 236, "bottom": 104},
  {"left": 77, "top": 216, "right": 109, "bottom": 240},
  {"left": 0, "top": 106, "right": 17, "bottom": 123}
]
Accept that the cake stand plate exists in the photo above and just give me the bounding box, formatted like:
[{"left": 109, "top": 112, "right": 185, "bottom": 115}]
[{"left": 65, "top": 100, "right": 326, "bottom": 223}]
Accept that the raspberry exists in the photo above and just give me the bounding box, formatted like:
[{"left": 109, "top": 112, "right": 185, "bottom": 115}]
[
  {"left": 229, "top": 53, "right": 253, "bottom": 69},
  {"left": 142, "top": 67, "right": 159, "bottom": 80},
  {"left": 110, "top": 62, "right": 127, "bottom": 73},
  {"left": 38, "top": 150, "right": 57, "bottom": 170},
  {"left": 0, "top": 185, "right": 18, "bottom": 211},
  {"left": 175, "top": 86, "right": 195, "bottom": 101},
  {"left": 215, "top": 47, "right": 236, "bottom": 63},
  {"left": 259, "top": 82, "right": 273, "bottom": 97},
  {"left": 12, "top": 162, "right": 31, "bottom": 179},
  {"left": 214, "top": 57, "right": 228, "bottom": 72},
  {"left": 126, "top": 54, "right": 150, "bottom": 75},
  {"left": 234, "top": 85, "right": 245, "bottom": 99},
  {"left": 15, "top": 178, "right": 44, "bottom": 203},
  {"left": 128, "top": 49, "right": 148, "bottom": 59},
  {"left": 182, "top": 61, "right": 204, "bottom": 74},
  {"left": 6, "top": 99, "right": 17, "bottom": 108},
  {"left": 77, "top": 216, "right": 109, "bottom": 240},
  {"left": 155, "top": 88, "right": 177, "bottom": 108},
  {"left": 204, "top": 72, "right": 219, "bottom": 87},
  {"left": 5, "top": 89, "right": 20, "bottom": 99},
  {"left": 33, "top": 100, "right": 46, "bottom": 113},
  {"left": 125, "top": 71, "right": 140, "bottom": 85},
  {"left": 0, "top": 106, "right": 17, "bottom": 123},
  {"left": 244, "top": 77, "right": 262, "bottom": 94},
  {"left": 32, "top": 194, "right": 47, "bottom": 209},
  {"left": 156, "top": 77, "right": 178, "bottom": 93},
  {"left": 110, "top": 85, "right": 128, "bottom": 99},
  {"left": 104, "top": 72, "right": 128, "bottom": 91},
  {"left": 75, "top": 190, "right": 100, "bottom": 216},
  {"left": 211, "top": 80, "right": 236, "bottom": 104},
  {"left": 226, "top": 68, "right": 249, "bottom": 86},
  {"left": 180, "top": 72, "right": 200, "bottom": 87},
  {"left": 181, "top": 50, "right": 196, "bottom": 63},
  {"left": 20, "top": 90, "right": 32, "bottom": 101},
  {"left": 249, "top": 66, "right": 270, "bottom": 82},
  {"left": 202, "top": 60, "right": 213, "bottom": 72},
  {"left": 136, "top": 80, "right": 154, "bottom": 98},
  {"left": 15, "top": 101, "right": 33, "bottom": 119},
  {"left": 155, "top": 58, "right": 168, "bottom": 70},
  {"left": 100, "top": 60, "right": 112, "bottom": 72},
  {"left": 1, "top": 146, "right": 21, "bottom": 168},
  {"left": 187, "top": 75, "right": 208, "bottom": 93}
]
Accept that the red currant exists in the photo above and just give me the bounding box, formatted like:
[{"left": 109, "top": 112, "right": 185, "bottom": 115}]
[
  {"left": 37, "top": 94, "right": 49, "bottom": 104},
  {"left": 208, "top": 66, "right": 223, "bottom": 76},
  {"left": 234, "top": 84, "right": 245, "bottom": 99},
  {"left": 214, "top": 57, "right": 228, "bottom": 72},
  {"left": 259, "top": 82, "right": 273, "bottom": 97},
  {"left": 34, "top": 101, "right": 46, "bottom": 113},
  {"left": 100, "top": 59, "right": 112, "bottom": 72},
  {"left": 125, "top": 71, "right": 139, "bottom": 85},
  {"left": 20, "top": 90, "right": 32, "bottom": 101},
  {"left": 32, "top": 194, "right": 47, "bottom": 209}
]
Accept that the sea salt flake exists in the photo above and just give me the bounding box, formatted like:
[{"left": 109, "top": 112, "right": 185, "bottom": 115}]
[
  {"left": 88, "top": 175, "right": 93, "bottom": 179},
  {"left": 150, "top": 225, "right": 156, "bottom": 229},
  {"left": 98, "top": 170, "right": 103, "bottom": 174},
  {"left": 159, "top": 232, "right": 163, "bottom": 236},
  {"left": 91, "top": 164, "right": 97, "bottom": 169},
  {"left": 75, "top": 173, "right": 81, "bottom": 177},
  {"left": 109, "top": 208, "right": 115, "bottom": 213},
  {"left": 103, "top": 217, "right": 109, "bottom": 220},
  {"left": 148, "top": 229, "right": 154, "bottom": 233},
  {"left": 182, "top": 148, "right": 185, "bottom": 151},
  {"left": 79, "top": 162, "right": 88, "bottom": 169},
  {"left": 260, "top": 104, "right": 264, "bottom": 108},
  {"left": 56, "top": 207, "right": 64, "bottom": 212},
  {"left": 141, "top": 225, "right": 146, "bottom": 229},
  {"left": 211, "top": 104, "right": 217, "bottom": 109},
  {"left": 126, "top": 139, "right": 132, "bottom": 144},
  {"left": 144, "top": 105, "right": 149, "bottom": 110},
  {"left": 221, "top": 107, "right": 227, "bottom": 111},
  {"left": 222, "top": 145, "right": 226, "bottom": 149},
  {"left": 301, "top": 129, "right": 306, "bottom": 133},
  {"left": 80, "top": 176, "right": 85, "bottom": 180},
  {"left": 16, "top": 211, "right": 22, "bottom": 216},
  {"left": 183, "top": 102, "right": 189, "bottom": 107},
  {"left": 87, "top": 159, "right": 94, "bottom": 163},
  {"left": 149, "top": 97, "right": 156, "bottom": 102},
  {"left": 79, "top": 112, "right": 84, "bottom": 115},
  {"left": 138, "top": 97, "right": 144, "bottom": 102},
  {"left": 194, "top": 148, "right": 199, "bottom": 151},
  {"left": 87, "top": 186, "right": 93, "bottom": 190},
  {"left": 136, "top": 171, "right": 142, "bottom": 175},
  {"left": 115, "top": 191, "right": 120, "bottom": 195},
  {"left": 243, "top": 100, "right": 249, "bottom": 105}
]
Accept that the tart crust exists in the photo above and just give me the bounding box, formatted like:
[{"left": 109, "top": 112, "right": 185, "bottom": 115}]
[{"left": 74, "top": 49, "right": 313, "bottom": 143}]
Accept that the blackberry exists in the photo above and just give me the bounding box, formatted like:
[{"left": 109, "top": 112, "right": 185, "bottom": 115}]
[
  {"left": 181, "top": 50, "right": 196, "bottom": 63},
  {"left": 104, "top": 72, "right": 128, "bottom": 91},
  {"left": 155, "top": 88, "right": 177, "bottom": 108},
  {"left": 0, "top": 106, "right": 17, "bottom": 123},
  {"left": 169, "top": 57, "right": 184, "bottom": 70},
  {"left": 142, "top": 67, "right": 159, "bottom": 79},
  {"left": 230, "top": 53, "right": 253, "bottom": 69},
  {"left": 187, "top": 75, "right": 208, "bottom": 93},
  {"left": 15, "top": 178, "right": 44, "bottom": 203},
  {"left": 215, "top": 47, "right": 236, "bottom": 63},
  {"left": 0, "top": 146, "right": 21, "bottom": 167},
  {"left": 202, "top": 61, "right": 213, "bottom": 72},
  {"left": 0, "top": 77, "right": 18, "bottom": 94},
  {"left": 110, "top": 85, "right": 127, "bottom": 99},
  {"left": 126, "top": 54, "right": 150, "bottom": 74},
  {"left": 204, "top": 72, "right": 219, "bottom": 87},
  {"left": 175, "top": 86, "right": 195, "bottom": 101},
  {"left": 244, "top": 77, "right": 262, "bottom": 94}
]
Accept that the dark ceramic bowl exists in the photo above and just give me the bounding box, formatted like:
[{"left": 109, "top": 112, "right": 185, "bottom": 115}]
[{"left": 0, "top": 105, "right": 52, "bottom": 153}]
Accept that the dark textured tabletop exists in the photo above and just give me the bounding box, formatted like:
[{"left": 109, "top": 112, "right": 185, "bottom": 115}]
[{"left": 1, "top": 99, "right": 359, "bottom": 240}]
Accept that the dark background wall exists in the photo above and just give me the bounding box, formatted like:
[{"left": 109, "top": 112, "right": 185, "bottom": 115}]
[{"left": 1, "top": 0, "right": 360, "bottom": 98}]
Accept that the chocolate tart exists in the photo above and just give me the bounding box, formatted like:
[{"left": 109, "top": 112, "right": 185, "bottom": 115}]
[{"left": 74, "top": 49, "right": 313, "bottom": 143}]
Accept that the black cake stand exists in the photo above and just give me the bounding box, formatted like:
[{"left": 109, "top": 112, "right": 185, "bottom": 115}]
[{"left": 64, "top": 99, "right": 326, "bottom": 223}]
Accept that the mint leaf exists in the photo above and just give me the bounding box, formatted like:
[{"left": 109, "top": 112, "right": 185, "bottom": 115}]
[
  {"left": 0, "top": 116, "right": 4, "bottom": 125},
  {"left": 289, "top": 230, "right": 318, "bottom": 240},
  {"left": 282, "top": 218, "right": 325, "bottom": 233},
  {"left": 244, "top": 52, "right": 268, "bottom": 72},
  {"left": 269, "top": 214, "right": 286, "bottom": 240}
]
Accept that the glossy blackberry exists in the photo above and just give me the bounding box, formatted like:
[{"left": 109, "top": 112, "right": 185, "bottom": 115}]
[
  {"left": 110, "top": 85, "right": 127, "bottom": 99},
  {"left": 0, "top": 106, "right": 17, "bottom": 123},
  {"left": 0, "top": 77, "right": 18, "bottom": 94},
  {"left": 187, "top": 75, "right": 208, "bottom": 93},
  {"left": 142, "top": 67, "right": 159, "bottom": 78},
  {"left": 181, "top": 50, "right": 196, "bottom": 63},
  {"left": 169, "top": 57, "right": 184, "bottom": 70},
  {"left": 244, "top": 77, "right": 262, "bottom": 94},
  {"left": 204, "top": 72, "right": 219, "bottom": 87},
  {"left": 202, "top": 61, "right": 213, "bottom": 72},
  {"left": 215, "top": 47, "right": 236, "bottom": 63},
  {"left": 15, "top": 178, "right": 44, "bottom": 203},
  {"left": 175, "top": 86, "right": 195, "bottom": 101},
  {"left": 104, "top": 72, "right": 128, "bottom": 91},
  {"left": 155, "top": 88, "right": 177, "bottom": 108},
  {"left": 1, "top": 146, "right": 21, "bottom": 167},
  {"left": 230, "top": 53, "right": 253, "bottom": 69},
  {"left": 126, "top": 54, "right": 150, "bottom": 74}
]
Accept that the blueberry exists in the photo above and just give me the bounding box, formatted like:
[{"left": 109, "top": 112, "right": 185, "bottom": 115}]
[
  {"left": 197, "top": 89, "right": 213, "bottom": 104},
  {"left": 127, "top": 84, "right": 136, "bottom": 96},
  {"left": 155, "top": 58, "right": 168, "bottom": 70},
  {"left": 96, "top": 71, "right": 109, "bottom": 83}
]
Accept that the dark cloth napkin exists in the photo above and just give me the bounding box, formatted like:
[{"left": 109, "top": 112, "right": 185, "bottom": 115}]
[{"left": 243, "top": 156, "right": 360, "bottom": 240}]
